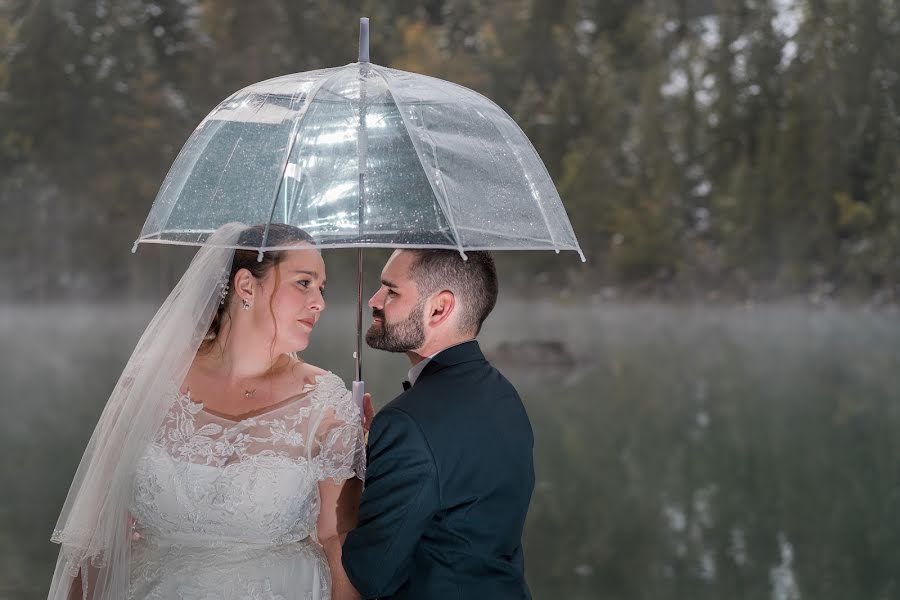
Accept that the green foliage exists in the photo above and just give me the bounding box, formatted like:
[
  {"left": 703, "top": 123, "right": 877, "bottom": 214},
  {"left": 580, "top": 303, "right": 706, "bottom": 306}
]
[{"left": 1, "top": 0, "right": 898, "bottom": 300}]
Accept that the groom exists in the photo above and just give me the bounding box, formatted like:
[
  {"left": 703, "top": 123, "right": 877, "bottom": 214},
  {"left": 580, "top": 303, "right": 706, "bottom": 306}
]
[{"left": 342, "top": 249, "right": 534, "bottom": 599}]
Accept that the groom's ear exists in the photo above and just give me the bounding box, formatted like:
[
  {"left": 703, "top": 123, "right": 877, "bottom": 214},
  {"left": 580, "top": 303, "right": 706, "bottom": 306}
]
[{"left": 426, "top": 290, "right": 456, "bottom": 328}]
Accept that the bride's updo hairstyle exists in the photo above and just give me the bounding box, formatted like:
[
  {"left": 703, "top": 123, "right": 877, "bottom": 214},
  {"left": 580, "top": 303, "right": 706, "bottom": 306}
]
[{"left": 201, "top": 223, "right": 316, "bottom": 353}]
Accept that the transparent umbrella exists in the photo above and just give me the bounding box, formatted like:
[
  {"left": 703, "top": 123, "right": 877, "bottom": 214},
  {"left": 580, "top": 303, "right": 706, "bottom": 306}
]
[{"left": 134, "top": 19, "right": 585, "bottom": 407}]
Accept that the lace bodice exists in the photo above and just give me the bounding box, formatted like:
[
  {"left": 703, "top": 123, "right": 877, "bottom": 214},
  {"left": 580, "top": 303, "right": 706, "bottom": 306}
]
[
  {"left": 131, "top": 371, "right": 364, "bottom": 545},
  {"left": 128, "top": 373, "right": 365, "bottom": 600}
]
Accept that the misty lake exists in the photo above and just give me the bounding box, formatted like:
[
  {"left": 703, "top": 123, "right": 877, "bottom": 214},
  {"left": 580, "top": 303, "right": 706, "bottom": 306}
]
[{"left": 2, "top": 301, "right": 898, "bottom": 599}]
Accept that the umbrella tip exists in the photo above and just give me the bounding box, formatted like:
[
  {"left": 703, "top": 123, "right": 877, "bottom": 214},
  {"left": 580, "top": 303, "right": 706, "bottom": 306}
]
[
  {"left": 131, "top": 241, "right": 139, "bottom": 254},
  {"left": 257, "top": 249, "right": 265, "bottom": 262},
  {"left": 359, "top": 17, "right": 370, "bottom": 63}
]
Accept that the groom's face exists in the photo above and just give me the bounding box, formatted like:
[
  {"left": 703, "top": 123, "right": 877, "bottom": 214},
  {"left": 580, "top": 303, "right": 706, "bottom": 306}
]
[{"left": 366, "top": 251, "right": 426, "bottom": 352}]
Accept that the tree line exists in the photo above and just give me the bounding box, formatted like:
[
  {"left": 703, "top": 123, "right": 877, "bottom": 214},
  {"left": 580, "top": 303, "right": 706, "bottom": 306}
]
[{"left": 1, "top": 0, "right": 898, "bottom": 302}]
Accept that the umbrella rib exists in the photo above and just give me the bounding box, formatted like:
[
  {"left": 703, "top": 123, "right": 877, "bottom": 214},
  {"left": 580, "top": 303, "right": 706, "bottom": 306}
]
[
  {"left": 148, "top": 101, "right": 240, "bottom": 245},
  {"left": 259, "top": 72, "right": 343, "bottom": 256},
  {"left": 473, "top": 105, "right": 560, "bottom": 253},
  {"left": 210, "top": 137, "right": 242, "bottom": 208},
  {"left": 472, "top": 98, "right": 586, "bottom": 261},
  {"left": 370, "top": 65, "right": 467, "bottom": 258},
  {"left": 375, "top": 66, "right": 585, "bottom": 262}
]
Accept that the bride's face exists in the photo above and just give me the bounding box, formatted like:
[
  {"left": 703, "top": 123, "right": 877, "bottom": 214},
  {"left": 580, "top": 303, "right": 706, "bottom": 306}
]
[{"left": 253, "top": 246, "right": 327, "bottom": 354}]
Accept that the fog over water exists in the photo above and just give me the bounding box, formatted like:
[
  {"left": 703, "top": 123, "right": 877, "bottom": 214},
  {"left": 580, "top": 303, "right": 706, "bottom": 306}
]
[{"left": 2, "top": 301, "right": 898, "bottom": 599}]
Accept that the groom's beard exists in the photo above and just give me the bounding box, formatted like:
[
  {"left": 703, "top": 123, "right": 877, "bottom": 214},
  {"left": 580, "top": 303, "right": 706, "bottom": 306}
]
[{"left": 366, "top": 303, "right": 425, "bottom": 352}]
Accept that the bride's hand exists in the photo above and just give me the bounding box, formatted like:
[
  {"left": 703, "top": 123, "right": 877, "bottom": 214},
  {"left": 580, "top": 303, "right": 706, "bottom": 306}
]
[{"left": 362, "top": 393, "right": 374, "bottom": 433}]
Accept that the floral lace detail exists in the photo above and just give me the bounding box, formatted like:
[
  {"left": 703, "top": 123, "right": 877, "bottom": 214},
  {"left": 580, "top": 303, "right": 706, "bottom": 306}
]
[
  {"left": 127, "top": 372, "right": 361, "bottom": 600},
  {"left": 153, "top": 372, "right": 365, "bottom": 479}
]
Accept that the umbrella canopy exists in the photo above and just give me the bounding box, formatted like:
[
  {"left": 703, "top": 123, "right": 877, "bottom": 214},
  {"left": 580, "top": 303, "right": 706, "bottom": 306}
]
[
  {"left": 135, "top": 57, "right": 584, "bottom": 260},
  {"left": 135, "top": 19, "right": 585, "bottom": 395}
]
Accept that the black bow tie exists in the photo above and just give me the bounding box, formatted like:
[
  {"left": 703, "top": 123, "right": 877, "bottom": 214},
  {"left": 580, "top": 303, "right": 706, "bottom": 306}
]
[{"left": 402, "top": 380, "right": 411, "bottom": 391}]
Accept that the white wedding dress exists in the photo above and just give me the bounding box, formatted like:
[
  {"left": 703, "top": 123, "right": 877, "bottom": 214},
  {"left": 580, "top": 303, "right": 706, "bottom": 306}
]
[{"left": 127, "top": 372, "right": 365, "bottom": 600}]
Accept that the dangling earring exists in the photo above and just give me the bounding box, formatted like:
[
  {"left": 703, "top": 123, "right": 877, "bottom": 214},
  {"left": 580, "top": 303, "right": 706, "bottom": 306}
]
[{"left": 242, "top": 299, "right": 251, "bottom": 311}]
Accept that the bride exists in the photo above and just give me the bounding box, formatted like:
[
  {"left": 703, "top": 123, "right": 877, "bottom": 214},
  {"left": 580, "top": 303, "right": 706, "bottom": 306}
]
[{"left": 48, "top": 223, "right": 368, "bottom": 600}]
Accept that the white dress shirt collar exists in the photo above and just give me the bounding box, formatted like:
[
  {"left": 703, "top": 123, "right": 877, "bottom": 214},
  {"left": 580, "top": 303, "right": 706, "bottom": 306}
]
[{"left": 407, "top": 357, "right": 432, "bottom": 387}]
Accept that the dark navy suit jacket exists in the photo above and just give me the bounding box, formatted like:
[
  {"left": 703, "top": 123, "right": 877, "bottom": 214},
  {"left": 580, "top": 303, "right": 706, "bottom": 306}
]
[{"left": 342, "top": 341, "right": 534, "bottom": 599}]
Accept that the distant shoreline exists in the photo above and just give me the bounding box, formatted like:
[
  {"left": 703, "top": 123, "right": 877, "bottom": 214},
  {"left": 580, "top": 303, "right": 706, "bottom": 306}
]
[{"left": 2, "top": 297, "right": 897, "bottom": 314}]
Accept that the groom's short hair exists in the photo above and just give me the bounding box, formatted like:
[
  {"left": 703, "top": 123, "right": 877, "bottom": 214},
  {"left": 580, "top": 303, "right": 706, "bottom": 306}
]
[{"left": 406, "top": 250, "right": 498, "bottom": 336}]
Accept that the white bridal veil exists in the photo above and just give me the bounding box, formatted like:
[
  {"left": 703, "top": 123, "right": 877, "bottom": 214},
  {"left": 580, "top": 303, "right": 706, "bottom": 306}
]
[{"left": 48, "top": 223, "right": 247, "bottom": 600}]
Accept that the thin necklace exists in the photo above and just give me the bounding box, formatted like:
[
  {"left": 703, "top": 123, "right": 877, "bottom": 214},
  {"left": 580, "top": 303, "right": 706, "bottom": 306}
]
[{"left": 238, "top": 355, "right": 292, "bottom": 400}]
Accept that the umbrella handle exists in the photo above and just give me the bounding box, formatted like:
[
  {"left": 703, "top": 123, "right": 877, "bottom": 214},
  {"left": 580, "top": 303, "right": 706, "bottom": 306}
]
[{"left": 352, "top": 380, "right": 366, "bottom": 415}]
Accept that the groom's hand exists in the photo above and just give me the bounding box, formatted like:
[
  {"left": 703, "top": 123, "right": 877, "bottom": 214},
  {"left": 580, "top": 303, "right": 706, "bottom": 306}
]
[{"left": 362, "top": 393, "right": 374, "bottom": 433}]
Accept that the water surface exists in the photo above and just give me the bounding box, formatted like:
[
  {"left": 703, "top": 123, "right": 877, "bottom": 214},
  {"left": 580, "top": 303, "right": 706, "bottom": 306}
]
[{"left": 2, "top": 302, "right": 897, "bottom": 599}]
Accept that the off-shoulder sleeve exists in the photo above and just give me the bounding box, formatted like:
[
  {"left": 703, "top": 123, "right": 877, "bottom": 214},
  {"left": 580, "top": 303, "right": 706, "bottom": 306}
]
[{"left": 309, "top": 374, "right": 366, "bottom": 483}]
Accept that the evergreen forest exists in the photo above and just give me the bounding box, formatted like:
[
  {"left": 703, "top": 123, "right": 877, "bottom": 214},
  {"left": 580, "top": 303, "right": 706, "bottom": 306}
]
[{"left": 2, "top": 0, "right": 898, "bottom": 302}]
